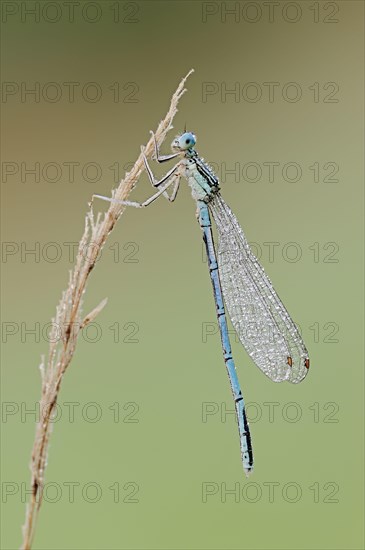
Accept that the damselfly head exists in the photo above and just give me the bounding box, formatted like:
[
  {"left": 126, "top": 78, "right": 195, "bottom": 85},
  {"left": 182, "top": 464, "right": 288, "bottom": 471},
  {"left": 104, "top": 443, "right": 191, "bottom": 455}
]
[{"left": 171, "top": 132, "right": 196, "bottom": 152}]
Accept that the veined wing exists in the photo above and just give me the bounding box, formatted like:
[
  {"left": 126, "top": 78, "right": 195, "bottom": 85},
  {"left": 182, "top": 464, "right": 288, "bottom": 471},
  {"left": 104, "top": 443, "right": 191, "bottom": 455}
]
[{"left": 209, "top": 194, "right": 309, "bottom": 383}]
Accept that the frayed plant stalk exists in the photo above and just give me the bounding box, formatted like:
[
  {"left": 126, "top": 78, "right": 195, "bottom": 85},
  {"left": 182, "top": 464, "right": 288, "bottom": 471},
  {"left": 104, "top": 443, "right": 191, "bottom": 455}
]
[{"left": 21, "top": 69, "right": 194, "bottom": 550}]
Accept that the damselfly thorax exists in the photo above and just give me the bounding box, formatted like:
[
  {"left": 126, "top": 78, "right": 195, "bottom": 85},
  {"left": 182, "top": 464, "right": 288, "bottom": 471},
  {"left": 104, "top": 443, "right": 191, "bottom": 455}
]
[{"left": 180, "top": 149, "right": 220, "bottom": 203}]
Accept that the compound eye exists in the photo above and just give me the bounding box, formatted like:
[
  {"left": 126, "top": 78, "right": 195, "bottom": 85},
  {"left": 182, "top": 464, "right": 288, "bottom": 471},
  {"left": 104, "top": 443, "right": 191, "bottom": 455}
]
[{"left": 181, "top": 132, "right": 196, "bottom": 149}]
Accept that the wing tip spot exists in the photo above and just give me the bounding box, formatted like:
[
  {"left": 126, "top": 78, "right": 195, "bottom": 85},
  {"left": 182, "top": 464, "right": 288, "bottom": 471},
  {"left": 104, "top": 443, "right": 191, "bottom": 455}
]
[
  {"left": 305, "top": 358, "right": 310, "bottom": 369},
  {"left": 287, "top": 356, "right": 293, "bottom": 367}
]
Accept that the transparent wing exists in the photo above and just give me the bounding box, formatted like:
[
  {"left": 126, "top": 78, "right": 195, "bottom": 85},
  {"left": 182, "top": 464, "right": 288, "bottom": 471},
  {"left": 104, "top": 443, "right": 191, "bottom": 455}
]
[{"left": 209, "top": 194, "right": 309, "bottom": 383}]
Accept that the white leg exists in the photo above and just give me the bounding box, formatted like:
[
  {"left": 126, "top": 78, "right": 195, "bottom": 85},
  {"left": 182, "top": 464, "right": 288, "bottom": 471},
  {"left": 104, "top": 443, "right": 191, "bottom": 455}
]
[
  {"left": 92, "top": 147, "right": 181, "bottom": 209},
  {"left": 141, "top": 149, "right": 179, "bottom": 188},
  {"left": 150, "top": 131, "right": 180, "bottom": 163},
  {"left": 142, "top": 149, "right": 182, "bottom": 201},
  {"left": 92, "top": 174, "right": 177, "bottom": 209},
  {"left": 166, "top": 173, "right": 181, "bottom": 202}
]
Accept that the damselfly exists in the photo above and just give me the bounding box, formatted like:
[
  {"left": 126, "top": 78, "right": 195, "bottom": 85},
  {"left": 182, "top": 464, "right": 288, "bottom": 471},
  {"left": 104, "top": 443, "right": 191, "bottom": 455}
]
[{"left": 93, "top": 131, "right": 310, "bottom": 475}]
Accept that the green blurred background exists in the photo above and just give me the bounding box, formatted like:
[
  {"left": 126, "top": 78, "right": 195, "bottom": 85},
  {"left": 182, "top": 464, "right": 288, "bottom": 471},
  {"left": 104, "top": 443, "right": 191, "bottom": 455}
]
[{"left": 1, "top": 1, "right": 364, "bottom": 548}]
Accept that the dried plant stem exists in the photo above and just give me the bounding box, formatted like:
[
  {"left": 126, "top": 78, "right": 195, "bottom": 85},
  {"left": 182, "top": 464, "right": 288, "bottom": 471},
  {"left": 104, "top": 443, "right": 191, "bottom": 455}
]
[{"left": 21, "top": 69, "right": 194, "bottom": 550}]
